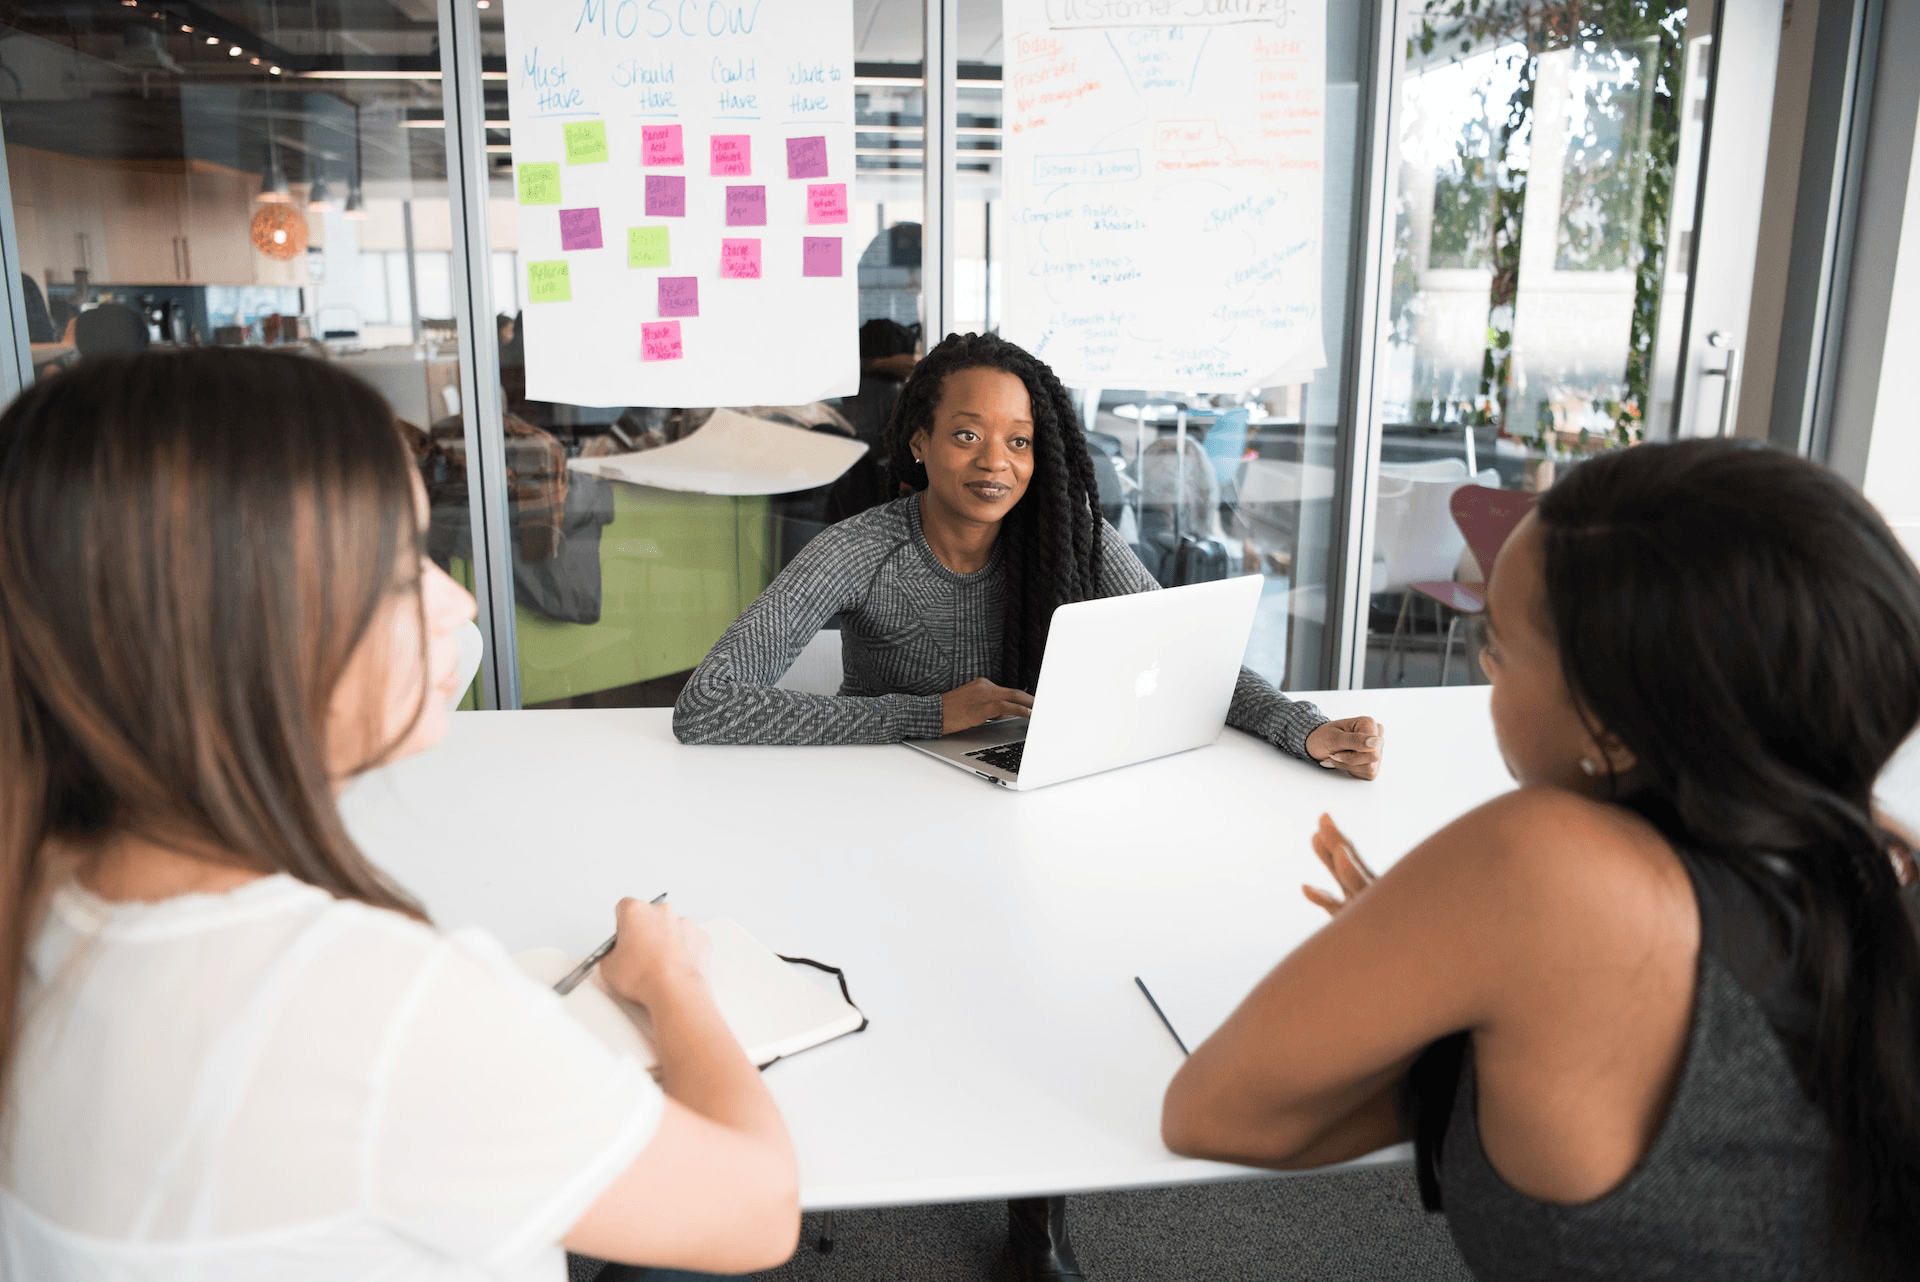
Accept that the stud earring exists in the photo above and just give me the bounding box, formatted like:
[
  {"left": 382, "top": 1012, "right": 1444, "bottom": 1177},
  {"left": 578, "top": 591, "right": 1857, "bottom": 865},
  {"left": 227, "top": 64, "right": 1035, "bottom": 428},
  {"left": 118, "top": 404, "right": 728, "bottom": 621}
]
[{"left": 1579, "top": 758, "right": 1600, "bottom": 776}]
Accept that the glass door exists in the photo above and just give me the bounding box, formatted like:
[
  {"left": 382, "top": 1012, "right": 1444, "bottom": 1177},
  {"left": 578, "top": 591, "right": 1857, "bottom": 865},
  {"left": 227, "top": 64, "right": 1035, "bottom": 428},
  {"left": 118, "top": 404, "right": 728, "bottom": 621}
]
[{"left": 1360, "top": 0, "right": 1782, "bottom": 688}]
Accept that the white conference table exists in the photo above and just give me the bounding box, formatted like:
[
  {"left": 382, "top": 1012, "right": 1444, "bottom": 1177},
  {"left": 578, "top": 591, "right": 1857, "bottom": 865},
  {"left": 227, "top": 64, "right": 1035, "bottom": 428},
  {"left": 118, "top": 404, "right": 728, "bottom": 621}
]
[{"left": 338, "top": 685, "right": 1920, "bottom": 1212}]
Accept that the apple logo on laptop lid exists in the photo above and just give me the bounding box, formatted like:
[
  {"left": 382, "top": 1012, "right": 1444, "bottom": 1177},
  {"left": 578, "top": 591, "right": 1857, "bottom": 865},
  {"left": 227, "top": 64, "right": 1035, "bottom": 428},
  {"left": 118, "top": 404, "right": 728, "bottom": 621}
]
[{"left": 1134, "top": 661, "right": 1161, "bottom": 698}]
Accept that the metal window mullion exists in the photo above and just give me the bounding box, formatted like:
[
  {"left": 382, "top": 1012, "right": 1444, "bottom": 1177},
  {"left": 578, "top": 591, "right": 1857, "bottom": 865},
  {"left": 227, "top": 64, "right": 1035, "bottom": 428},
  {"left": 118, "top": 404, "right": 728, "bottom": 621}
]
[
  {"left": 1767, "top": 0, "right": 1884, "bottom": 458},
  {"left": 923, "top": 0, "right": 957, "bottom": 339},
  {"left": 1325, "top": 0, "right": 1403, "bottom": 691},
  {"left": 437, "top": 0, "right": 519, "bottom": 709},
  {"left": 0, "top": 114, "right": 34, "bottom": 402}
]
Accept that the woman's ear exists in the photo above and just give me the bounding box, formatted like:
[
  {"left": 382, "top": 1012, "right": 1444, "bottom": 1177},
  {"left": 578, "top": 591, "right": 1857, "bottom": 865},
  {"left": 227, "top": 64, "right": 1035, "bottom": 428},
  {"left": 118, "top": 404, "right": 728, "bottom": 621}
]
[
  {"left": 1594, "top": 728, "right": 1638, "bottom": 778},
  {"left": 908, "top": 427, "right": 929, "bottom": 464}
]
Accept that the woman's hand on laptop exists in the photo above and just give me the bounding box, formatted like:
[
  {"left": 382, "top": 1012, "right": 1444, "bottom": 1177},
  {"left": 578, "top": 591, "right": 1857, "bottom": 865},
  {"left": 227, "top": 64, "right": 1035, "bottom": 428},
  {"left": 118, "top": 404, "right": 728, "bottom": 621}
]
[
  {"left": 941, "top": 678, "right": 1036, "bottom": 733},
  {"left": 1305, "top": 717, "right": 1384, "bottom": 780}
]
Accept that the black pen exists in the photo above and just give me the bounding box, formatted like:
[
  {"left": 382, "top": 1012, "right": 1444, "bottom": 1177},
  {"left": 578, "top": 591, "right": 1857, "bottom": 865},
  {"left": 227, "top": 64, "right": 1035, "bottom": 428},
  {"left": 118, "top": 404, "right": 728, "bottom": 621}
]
[{"left": 554, "top": 891, "right": 669, "bottom": 996}]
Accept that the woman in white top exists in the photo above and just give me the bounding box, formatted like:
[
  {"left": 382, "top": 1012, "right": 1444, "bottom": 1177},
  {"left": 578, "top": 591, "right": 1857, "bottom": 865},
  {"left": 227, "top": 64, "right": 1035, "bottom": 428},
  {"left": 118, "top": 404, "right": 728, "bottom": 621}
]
[{"left": 0, "top": 348, "right": 800, "bottom": 1281}]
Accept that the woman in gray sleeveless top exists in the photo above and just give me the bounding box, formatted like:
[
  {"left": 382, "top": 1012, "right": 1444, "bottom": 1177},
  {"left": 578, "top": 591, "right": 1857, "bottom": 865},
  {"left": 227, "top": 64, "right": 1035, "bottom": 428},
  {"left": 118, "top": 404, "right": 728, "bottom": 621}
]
[{"left": 1160, "top": 440, "right": 1920, "bottom": 1281}]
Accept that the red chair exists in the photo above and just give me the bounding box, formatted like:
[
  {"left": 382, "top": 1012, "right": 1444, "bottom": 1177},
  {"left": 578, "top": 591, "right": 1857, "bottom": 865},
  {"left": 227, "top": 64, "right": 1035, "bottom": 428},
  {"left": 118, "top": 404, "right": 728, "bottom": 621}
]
[{"left": 1399, "top": 486, "right": 1537, "bottom": 685}]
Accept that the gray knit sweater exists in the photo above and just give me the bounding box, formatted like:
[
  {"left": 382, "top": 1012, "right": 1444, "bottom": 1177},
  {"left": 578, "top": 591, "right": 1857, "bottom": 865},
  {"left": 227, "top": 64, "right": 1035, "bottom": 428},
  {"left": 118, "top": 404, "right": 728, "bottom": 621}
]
[{"left": 672, "top": 494, "right": 1327, "bottom": 755}]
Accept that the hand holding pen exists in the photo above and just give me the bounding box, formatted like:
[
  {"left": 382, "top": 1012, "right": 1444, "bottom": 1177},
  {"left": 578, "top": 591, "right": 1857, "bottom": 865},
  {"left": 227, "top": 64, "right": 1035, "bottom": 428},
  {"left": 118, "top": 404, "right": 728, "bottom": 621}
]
[{"left": 591, "top": 893, "right": 713, "bottom": 1011}]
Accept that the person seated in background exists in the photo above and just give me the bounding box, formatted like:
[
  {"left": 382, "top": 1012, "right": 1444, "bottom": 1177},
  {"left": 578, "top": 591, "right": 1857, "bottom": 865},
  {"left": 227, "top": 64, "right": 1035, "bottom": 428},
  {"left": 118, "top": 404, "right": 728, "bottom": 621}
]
[
  {"left": 1161, "top": 439, "right": 1920, "bottom": 1281},
  {"left": 824, "top": 318, "right": 924, "bottom": 523},
  {"left": 0, "top": 349, "right": 800, "bottom": 1281},
  {"left": 72, "top": 301, "right": 150, "bottom": 359},
  {"left": 672, "top": 330, "right": 1384, "bottom": 1282},
  {"left": 845, "top": 317, "right": 920, "bottom": 443}
]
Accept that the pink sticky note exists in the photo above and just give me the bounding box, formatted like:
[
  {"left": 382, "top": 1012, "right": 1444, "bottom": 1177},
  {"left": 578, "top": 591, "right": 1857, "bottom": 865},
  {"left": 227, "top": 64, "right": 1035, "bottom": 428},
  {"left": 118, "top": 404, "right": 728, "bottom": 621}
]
[
  {"left": 642, "top": 124, "right": 684, "bottom": 166},
  {"left": 802, "top": 236, "right": 842, "bottom": 278},
  {"left": 725, "top": 185, "right": 767, "bottom": 227},
  {"left": 806, "top": 183, "right": 848, "bottom": 225},
  {"left": 642, "top": 320, "right": 683, "bottom": 361},
  {"left": 645, "top": 175, "right": 686, "bottom": 217},
  {"left": 710, "top": 134, "right": 752, "bottom": 176},
  {"left": 786, "top": 135, "right": 829, "bottom": 179},
  {"left": 658, "top": 276, "right": 699, "bottom": 317},
  {"left": 558, "top": 207, "right": 603, "bottom": 250},
  {"left": 720, "top": 238, "right": 762, "bottom": 279}
]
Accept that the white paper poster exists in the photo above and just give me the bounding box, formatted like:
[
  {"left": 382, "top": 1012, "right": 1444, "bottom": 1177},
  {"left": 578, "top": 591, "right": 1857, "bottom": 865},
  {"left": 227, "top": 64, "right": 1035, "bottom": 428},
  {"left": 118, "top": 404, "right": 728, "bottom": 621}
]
[
  {"left": 504, "top": 0, "right": 858, "bottom": 408},
  {"left": 1000, "top": 0, "right": 1327, "bottom": 391}
]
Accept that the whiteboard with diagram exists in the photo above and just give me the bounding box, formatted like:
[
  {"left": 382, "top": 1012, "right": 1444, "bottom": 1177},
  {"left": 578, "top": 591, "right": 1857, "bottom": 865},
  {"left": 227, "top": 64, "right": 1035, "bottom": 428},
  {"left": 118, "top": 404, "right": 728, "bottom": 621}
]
[{"left": 999, "top": 0, "right": 1328, "bottom": 391}]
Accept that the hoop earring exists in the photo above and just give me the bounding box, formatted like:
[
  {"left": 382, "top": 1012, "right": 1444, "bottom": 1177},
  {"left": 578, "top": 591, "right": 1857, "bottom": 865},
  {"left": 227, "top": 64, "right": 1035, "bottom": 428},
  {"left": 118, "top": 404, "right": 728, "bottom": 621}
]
[{"left": 1579, "top": 758, "right": 1600, "bottom": 777}]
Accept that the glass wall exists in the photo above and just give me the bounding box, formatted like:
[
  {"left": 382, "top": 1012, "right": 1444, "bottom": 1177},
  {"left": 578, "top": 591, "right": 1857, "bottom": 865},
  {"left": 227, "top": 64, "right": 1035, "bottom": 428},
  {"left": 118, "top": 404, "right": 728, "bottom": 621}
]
[
  {"left": 0, "top": 7, "right": 462, "bottom": 500},
  {"left": 949, "top": 0, "right": 1370, "bottom": 696},
  {"left": 1363, "top": 0, "right": 1702, "bottom": 688},
  {"left": 12, "top": 0, "right": 1644, "bottom": 703},
  {"left": 452, "top": 0, "right": 922, "bottom": 709}
]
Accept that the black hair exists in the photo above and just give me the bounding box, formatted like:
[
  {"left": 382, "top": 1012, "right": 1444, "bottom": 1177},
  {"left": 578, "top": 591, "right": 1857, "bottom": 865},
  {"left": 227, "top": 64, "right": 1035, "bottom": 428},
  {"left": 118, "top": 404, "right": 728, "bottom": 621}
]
[
  {"left": 883, "top": 332, "right": 1102, "bottom": 691},
  {"left": 1536, "top": 438, "right": 1920, "bottom": 1278}
]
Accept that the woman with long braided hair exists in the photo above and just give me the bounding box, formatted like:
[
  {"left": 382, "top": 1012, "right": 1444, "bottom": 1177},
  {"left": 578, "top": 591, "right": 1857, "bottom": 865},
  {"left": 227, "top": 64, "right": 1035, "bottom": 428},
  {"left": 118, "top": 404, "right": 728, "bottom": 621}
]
[{"left": 673, "top": 332, "right": 1384, "bottom": 1280}]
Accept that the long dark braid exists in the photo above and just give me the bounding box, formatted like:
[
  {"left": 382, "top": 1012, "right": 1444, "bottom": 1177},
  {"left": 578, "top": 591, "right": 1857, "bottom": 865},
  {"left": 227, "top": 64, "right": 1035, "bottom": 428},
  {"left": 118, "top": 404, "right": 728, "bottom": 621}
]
[{"left": 882, "top": 332, "right": 1104, "bottom": 692}]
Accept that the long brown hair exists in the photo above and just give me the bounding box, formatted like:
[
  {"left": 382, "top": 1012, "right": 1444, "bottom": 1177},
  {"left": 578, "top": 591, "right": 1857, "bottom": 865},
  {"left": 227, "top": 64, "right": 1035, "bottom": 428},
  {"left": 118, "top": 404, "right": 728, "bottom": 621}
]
[{"left": 0, "top": 348, "right": 430, "bottom": 1098}]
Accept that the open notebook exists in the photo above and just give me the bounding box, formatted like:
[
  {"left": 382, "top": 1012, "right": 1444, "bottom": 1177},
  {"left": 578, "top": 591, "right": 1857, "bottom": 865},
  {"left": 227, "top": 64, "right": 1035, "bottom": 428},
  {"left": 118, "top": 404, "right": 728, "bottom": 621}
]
[{"left": 516, "top": 918, "right": 866, "bottom": 1070}]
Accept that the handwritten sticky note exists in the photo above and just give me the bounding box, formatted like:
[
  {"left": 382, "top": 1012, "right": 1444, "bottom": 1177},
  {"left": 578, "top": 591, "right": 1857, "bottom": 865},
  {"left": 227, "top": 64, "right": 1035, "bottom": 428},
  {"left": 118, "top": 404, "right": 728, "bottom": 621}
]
[
  {"left": 642, "top": 320, "right": 683, "bottom": 361},
  {"left": 725, "top": 185, "right": 766, "bottom": 226},
  {"left": 802, "top": 236, "right": 842, "bottom": 278},
  {"left": 559, "top": 207, "right": 603, "bottom": 251},
  {"left": 806, "top": 183, "right": 848, "bottom": 225},
  {"left": 528, "top": 260, "right": 572, "bottom": 303},
  {"left": 710, "top": 134, "right": 751, "bottom": 176},
  {"left": 517, "top": 162, "right": 560, "bottom": 205},
  {"left": 787, "top": 135, "right": 829, "bottom": 179},
  {"left": 645, "top": 175, "right": 686, "bottom": 217},
  {"left": 564, "top": 120, "right": 609, "bottom": 165},
  {"left": 628, "top": 226, "right": 670, "bottom": 268},
  {"left": 658, "top": 276, "right": 699, "bottom": 318},
  {"left": 720, "top": 238, "right": 762, "bottom": 279},
  {"left": 642, "top": 124, "right": 684, "bottom": 166}
]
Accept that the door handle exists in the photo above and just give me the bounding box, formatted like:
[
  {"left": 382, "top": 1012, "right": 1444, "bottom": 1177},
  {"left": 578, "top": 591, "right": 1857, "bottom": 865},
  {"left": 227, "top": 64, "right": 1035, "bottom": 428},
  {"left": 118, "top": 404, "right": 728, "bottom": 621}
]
[{"left": 1704, "top": 330, "right": 1741, "bottom": 438}]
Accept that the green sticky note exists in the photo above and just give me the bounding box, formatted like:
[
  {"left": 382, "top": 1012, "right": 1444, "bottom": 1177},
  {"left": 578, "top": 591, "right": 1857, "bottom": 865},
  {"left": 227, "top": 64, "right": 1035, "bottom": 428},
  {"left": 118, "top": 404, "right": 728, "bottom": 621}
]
[
  {"left": 628, "top": 226, "right": 670, "bottom": 269},
  {"left": 528, "top": 260, "right": 572, "bottom": 303},
  {"left": 564, "top": 120, "right": 609, "bottom": 165},
  {"left": 517, "top": 162, "right": 560, "bottom": 205}
]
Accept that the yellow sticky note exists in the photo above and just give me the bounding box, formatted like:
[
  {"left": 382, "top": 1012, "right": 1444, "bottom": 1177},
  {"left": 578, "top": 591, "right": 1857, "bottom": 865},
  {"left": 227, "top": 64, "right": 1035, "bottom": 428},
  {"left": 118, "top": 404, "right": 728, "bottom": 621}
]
[
  {"left": 628, "top": 226, "right": 670, "bottom": 269},
  {"left": 517, "top": 162, "right": 560, "bottom": 205},
  {"left": 564, "top": 120, "right": 609, "bottom": 165},
  {"left": 528, "top": 260, "right": 572, "bottom": 303}
]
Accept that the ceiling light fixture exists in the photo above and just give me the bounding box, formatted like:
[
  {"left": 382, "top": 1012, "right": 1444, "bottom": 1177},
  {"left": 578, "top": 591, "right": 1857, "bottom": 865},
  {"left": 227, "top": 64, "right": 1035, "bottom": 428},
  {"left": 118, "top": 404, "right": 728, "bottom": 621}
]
[
  {"left": 229, "top": 45, "right": 243, "bottom": 56},
  {"left": 342, "top": 181, "right": 367, "bottom": 220},
  {"left": 205, "top": 35, "right": 218, "bottom": 44},
  {"left": 307, "top": 176, "right": 336, "bottom": 212},
  {"left": 181, "top": 23, "right": 193, "bottom": 32},
  {"left": 269, "top": 65, "right": 282, "bottom": 75}
]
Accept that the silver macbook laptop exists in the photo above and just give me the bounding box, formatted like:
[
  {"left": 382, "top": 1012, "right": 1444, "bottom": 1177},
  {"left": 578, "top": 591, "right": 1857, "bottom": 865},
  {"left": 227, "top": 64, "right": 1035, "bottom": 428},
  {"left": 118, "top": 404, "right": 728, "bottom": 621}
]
[{"left": 904, "top": 574, "right": 1265, "bottom": 791}]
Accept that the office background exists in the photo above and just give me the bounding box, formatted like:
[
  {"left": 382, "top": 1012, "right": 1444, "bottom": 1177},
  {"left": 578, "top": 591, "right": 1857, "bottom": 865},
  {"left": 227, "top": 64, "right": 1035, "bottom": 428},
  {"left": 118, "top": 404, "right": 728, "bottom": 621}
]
[{"left": 0, "top": 0, "right": 1912, "bottom": 712}]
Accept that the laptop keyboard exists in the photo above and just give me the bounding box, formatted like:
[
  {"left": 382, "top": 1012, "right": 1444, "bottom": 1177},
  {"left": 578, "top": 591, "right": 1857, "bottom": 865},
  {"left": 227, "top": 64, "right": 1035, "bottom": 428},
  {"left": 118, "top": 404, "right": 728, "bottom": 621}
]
[{"left": 965, "top": 741, "right": 1025, "bottom": 776}]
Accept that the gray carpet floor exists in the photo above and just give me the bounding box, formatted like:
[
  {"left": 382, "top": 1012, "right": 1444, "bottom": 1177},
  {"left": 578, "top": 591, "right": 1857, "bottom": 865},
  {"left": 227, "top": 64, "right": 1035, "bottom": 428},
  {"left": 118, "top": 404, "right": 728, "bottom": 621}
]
[{"left": 574, "top": 1164, "right": 1475, "bottom": 1281}]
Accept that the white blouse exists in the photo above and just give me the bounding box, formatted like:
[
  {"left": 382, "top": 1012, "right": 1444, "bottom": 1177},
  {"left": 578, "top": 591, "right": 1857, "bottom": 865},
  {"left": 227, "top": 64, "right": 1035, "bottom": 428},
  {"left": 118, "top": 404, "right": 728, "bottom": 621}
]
[{"left": 1, "top": 874, "right": 664, "bottom": 1281}]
